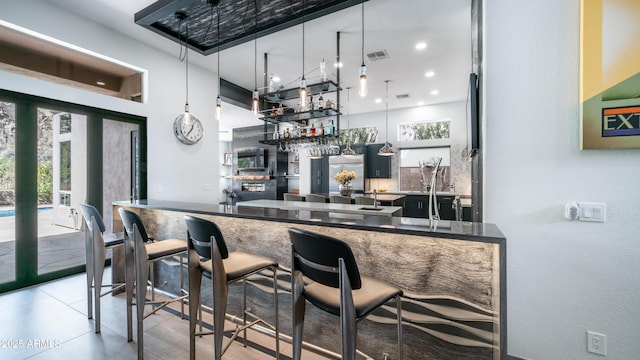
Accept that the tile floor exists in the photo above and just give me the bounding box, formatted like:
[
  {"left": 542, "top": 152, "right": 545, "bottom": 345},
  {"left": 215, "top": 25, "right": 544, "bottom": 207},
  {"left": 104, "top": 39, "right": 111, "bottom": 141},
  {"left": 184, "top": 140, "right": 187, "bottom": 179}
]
[{"left": 0, "top": 271, "right": 329, "bottom": 360}]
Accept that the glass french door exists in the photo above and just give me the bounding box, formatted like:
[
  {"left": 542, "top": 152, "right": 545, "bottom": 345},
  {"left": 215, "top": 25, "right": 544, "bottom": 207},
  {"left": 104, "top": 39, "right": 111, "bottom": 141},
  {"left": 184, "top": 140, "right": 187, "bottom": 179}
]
[
  {"left": 0, "top": 101, "right": 17, "bottom": 284},
  {"left": 0, "top": 89, "right": 146, "bottom": 293},
  {"left": 37, "top": 108, "right": 87, "bottom": 275}
]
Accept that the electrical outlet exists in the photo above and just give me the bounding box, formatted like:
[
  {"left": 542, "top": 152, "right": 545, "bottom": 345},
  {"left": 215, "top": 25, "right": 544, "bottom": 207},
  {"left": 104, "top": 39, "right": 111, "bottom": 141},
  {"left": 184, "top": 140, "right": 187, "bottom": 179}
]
[{"left": 587, "top": 331, "right": 606, "bottom": 356}]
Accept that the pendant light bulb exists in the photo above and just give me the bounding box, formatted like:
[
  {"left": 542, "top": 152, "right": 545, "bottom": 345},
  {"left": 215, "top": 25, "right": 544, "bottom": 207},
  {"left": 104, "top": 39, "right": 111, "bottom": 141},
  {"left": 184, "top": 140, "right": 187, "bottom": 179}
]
[
  {"left": 215, "top": 96, "right": 222, "bottom": 120},
  {"left": 358, "top": 64, "right": 367, "bottom": 97},
  {"left": 300, "top": 78, "right": 307, "bottom": 107},
  {"left": 252, "top": 90, "right": 259, "bottom": 116}
]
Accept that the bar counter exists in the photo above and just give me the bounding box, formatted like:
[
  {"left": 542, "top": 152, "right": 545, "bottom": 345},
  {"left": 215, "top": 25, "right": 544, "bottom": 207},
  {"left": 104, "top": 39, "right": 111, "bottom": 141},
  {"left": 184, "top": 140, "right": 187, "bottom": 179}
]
[{"left": 112, "top": 199, "right": 506, "bottom": 360}]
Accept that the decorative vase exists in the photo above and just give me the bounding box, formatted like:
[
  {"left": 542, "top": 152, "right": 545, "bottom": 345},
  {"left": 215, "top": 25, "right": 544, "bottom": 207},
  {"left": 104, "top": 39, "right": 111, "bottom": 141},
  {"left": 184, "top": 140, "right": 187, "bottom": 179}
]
[{"left": 339, "top": 182, "right": 353, "bottom": 197}]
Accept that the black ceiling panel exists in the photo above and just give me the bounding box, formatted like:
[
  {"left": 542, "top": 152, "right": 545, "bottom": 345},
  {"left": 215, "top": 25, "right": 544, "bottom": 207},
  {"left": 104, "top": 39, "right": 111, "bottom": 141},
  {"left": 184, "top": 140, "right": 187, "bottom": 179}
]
[{"left": 135, "top": 0, "right": 367, "bottom": 55}]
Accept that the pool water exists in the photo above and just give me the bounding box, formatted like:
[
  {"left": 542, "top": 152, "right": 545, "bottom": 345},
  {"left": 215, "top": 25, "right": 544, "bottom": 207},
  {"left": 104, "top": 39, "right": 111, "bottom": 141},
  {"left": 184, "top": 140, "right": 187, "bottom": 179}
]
[{"left": 0, "top": 207, "right": 52, "bottom": 217}]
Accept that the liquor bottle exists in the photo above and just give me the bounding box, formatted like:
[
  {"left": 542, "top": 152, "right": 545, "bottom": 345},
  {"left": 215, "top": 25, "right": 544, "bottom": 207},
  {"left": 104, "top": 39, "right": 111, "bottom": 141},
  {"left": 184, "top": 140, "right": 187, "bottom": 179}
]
[
  {"left": 300, "top": 120, "right": 307, "bottom": 137},
  {"left": 271, "top": 106, "right": 276, "bottom": 116},
  {"left": 317, "top": 122, "right": 324, "bottom": 136},
  {"left": 283, "top": 128, "right": 290, "bottom": 139},
  {"left": 317, "top": 94, "right": 324, "bottom": 110},
  {"left": 309, "top": 96, "right": 314, "bottom": 111},
  {"left": 309, "top": 123, "right": 316, "bottom": 137},
  {"left": 325, "top": 99, "right": 332, "bottom": 110},
  {"left": 293, "top": 125, "right": 300, "bottom": 138},
  {"left": 326, "top": 119, "right": 334, "bottom": 136},
  {"left": 277, "top": 103, "right": 284, "bottom": 115},
  {"left": 273, "top": 124, "right": 280, "bottom": 140}
]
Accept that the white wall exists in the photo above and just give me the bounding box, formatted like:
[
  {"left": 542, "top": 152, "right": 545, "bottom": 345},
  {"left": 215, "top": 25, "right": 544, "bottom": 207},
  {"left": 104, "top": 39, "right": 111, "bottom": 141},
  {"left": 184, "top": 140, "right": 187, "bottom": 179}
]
[
  {"left": 485, "top": 1, "right": 640, "bottom": 359},
  {"left": 0, "top": 0, "right": 220, "bottom": 204},
  {"left": 347, "top": 100, "right": 468, "bottom": 148}
]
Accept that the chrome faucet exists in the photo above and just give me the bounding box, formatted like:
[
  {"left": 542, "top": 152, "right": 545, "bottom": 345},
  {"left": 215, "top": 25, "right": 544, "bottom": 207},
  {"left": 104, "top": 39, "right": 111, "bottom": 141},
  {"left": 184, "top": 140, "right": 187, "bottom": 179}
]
[{"left": 373, "top": 189, "right": 378, "bottom": 208}]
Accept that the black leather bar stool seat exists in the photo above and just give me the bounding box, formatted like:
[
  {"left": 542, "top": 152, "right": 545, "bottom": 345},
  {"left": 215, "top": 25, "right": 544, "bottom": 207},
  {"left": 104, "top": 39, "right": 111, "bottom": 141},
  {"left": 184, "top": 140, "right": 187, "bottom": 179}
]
[
  {"left": 185, "top": 215, "right": 280, "bottom": 360},
  {"left": 79, "top": 203, "right": 125, "bottom": 333},
  {"left": 289, "top": 227, "right": 403, "bottom": 360},
  {"left": 118, "top": 208, "right": 188, "bottom": 359}
]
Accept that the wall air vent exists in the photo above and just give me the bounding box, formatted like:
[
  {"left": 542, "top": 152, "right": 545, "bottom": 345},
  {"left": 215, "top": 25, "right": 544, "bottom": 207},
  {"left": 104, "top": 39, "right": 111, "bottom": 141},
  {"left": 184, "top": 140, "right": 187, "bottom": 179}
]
[
  {"left": 366, "top": 50, "right": 389, "bottom": 61},
  {"left": 396, "top": 94, "right": 410, "bottom": 99}
]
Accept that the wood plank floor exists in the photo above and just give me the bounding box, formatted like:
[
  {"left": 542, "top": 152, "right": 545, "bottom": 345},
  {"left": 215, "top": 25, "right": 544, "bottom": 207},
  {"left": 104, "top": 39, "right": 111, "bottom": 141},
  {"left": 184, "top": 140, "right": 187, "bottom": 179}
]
[{"left": 0, "top": 271, "right": 332, "bottom": 360}]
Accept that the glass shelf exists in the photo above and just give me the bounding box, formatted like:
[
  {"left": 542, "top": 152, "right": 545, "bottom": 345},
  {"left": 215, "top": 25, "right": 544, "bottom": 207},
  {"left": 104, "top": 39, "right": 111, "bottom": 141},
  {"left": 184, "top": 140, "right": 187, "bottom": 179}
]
[
  {"left": 261, "top": 108, "right": 340, "bottom": 124},
  {"left": 264, "top": 80, "right": 340, "bottom": 102},
  {"left": 259, "top": 134, "right": 339, "bottom": 145}
]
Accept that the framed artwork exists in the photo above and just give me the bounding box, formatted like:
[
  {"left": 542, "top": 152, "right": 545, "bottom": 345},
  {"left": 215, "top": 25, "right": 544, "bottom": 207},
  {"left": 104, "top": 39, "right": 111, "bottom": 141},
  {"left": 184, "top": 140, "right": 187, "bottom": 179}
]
[{"left": 581, "top": 0, "right": 640, "bottom": 149}]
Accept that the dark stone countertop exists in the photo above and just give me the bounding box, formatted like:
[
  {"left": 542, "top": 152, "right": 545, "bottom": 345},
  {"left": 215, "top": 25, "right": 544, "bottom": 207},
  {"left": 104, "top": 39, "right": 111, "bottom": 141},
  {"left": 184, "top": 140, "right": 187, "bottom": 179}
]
[{"left": 114, "top": 199, "right": 505, "bottom": 244}]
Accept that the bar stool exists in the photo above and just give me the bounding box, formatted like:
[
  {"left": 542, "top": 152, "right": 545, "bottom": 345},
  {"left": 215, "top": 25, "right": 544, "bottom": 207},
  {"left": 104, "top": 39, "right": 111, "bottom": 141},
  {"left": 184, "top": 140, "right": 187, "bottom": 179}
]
[
  {"left": 284, "top": 193, "right": 303, "bottom": 201},
  {"left": 79, "top": 203, "right": 125, "bottom": 333},
  {"left": 304, "top": 194, "right": 326, "bottom": 203},
  {"left": 288, "top": 228, "right": 403, "bottom": 360},
  {"left": 184, "top": 215, "right": 280, "bottom": 360},
  {"left": 329, "top": 195, "right": 352, "bottom": 204},
  {"left": 118, "top": 208, "right": 188, "bottom": 359},
  {"left": 354, "top": 196, "right": 375, "bottom": 205}
]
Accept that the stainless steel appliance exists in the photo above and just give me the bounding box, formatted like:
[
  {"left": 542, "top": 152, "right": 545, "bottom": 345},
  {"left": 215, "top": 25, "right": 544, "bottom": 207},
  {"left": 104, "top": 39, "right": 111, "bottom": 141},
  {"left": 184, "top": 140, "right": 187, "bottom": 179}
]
[{"left": 328, "top": 155, "right": 365, "bottom": 194}]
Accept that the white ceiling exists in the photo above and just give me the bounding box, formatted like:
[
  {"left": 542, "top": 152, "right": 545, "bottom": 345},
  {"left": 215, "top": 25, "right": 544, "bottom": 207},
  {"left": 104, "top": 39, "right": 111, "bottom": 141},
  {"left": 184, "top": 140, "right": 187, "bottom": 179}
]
[{"left": 42, "top": 0, "right": 472, "bottom": 134}]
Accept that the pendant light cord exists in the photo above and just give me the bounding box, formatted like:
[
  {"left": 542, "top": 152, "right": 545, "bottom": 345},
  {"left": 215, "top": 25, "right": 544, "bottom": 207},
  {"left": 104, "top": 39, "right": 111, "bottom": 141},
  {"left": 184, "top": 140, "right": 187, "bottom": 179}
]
[
  {"left": 185, "top": 20, "right": 189, "bottom": 108},
  {"left": 254, "top": 0, "right": 258, "bottom": 91},
  {"left": 177, "top": 16, "right": 190, "bottom": 108},
  {"left": 217, "top": 5, "right": 220, "bottom": 95},
  {"left": 385, "top": 80, "right": 389, "bottom": 142},
  {"left": 361, "top": 2, "right": 365, "bottom": 65},
  {"left": 347, "top": 87, "right": 351, "bottom": 144},
  {"left": 302, "top": 0, "right": 305, "bottom": 79}
]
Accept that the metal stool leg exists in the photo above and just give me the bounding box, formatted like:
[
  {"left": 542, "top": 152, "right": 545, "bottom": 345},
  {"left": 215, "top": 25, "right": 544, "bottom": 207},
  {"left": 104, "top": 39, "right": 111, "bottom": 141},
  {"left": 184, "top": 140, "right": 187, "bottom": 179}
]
[
  {"left": 397, "top": 296, "right": 403, "bottom": 360},
  {"left": 85, "top": 226, "right": 94, "bottom": 322},
  {"left": 92, "top": 221, "right": 105, "bottom": 333},
  {"left": 273, "top": 266, "right": 280, "bottom": 359},
  {"left": 188, "top": 250, "right": 202, "bottom": 360}
]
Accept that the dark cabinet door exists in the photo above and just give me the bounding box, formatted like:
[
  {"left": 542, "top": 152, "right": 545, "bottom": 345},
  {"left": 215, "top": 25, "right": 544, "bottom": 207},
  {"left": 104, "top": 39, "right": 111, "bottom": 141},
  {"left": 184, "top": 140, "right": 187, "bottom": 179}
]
[
  {"left": 310, "top": 156, "right": 328, "bottom": 194},
  {"left": 404, "top": 195, "right": 428, "bottom": 218},
  {"left": 437, "top": 195, "right": 456, "bottom": 220},
  {"left": 366, "top": 143, "right": 391, "bottom": 178},
  {"left": 405, "top": 195, "right": 456, "bottom": 219}
]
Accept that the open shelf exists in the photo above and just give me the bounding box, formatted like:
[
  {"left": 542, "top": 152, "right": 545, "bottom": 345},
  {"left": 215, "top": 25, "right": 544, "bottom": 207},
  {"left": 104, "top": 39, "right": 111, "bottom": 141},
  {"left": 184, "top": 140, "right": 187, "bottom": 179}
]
[
  {"left": 264, "top": 80, "right": 340, "bottom": 102},
  {"left": 260, "top": 134, "right": 339, "bottom": 145},
  {"left": 261, "top": 108, "right": 340, "bottom": 124}
]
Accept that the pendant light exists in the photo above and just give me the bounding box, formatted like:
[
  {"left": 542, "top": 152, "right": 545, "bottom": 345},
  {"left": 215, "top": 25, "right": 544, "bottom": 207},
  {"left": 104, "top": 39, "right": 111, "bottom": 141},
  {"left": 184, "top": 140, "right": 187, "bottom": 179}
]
[
  {"left": 215, "top": 4, "right": 222, "bottom": 120},
  {"left": 299, "top": 0, "right": 307, "bottom": 107},
  {"left": 251, "top": 0, "right": 259, "bottom": 115},
  {"left": 358, "top": 2, "right": 367, "bottom": 98},
  {"left": 176, "top": 14, "right": 199, "bottom": 131},
  {"left": 378, "top": 80, "right": 395, "bottom": 156},
  {"left": 341, "top": 87, "right": 356, "bottom": 157}
]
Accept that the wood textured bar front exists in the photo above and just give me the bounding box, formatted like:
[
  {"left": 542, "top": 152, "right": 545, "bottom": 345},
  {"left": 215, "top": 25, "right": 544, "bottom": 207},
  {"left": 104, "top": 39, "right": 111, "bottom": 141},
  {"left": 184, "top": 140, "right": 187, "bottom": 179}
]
[{"left": 112, "top": 200, "right": 506, "bottom": 360}]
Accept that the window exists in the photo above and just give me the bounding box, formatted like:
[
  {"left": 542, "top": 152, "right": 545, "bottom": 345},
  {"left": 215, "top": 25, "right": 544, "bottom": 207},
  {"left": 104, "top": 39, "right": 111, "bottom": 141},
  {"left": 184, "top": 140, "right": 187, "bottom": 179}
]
[{"left": 399, "top": 147, "right": 451, "bottom": 192}]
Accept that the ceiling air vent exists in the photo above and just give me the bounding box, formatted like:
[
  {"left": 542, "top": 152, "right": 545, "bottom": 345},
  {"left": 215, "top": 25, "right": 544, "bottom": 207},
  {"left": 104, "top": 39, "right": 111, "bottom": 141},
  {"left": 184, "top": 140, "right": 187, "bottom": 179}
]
[
  {"left": 396, "top": 94, "right": 410, "bottom": 99},
  {"left": 366, "top": 50, "right": 389, "bottom": 61}
]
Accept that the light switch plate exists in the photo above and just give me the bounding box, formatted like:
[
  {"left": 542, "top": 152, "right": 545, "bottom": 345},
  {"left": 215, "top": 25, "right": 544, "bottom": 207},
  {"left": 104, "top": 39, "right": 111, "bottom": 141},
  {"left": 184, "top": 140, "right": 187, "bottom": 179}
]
[{"left": 578, "top": 202, "right": 606, "bottom": 222}]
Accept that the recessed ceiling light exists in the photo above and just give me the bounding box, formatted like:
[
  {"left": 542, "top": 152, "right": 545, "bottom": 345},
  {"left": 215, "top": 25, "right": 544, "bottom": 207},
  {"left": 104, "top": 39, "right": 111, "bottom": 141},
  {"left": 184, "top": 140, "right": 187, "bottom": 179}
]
[
  {"left": 430, "top": 90, "right": 439, "bottom": 95},
  {"left": 424, "top": 71, "right": 435, "bottom": 78},
  {"left": 415, "top": 42, "right": 427, "bottom": 50},
  {"left": 96, "top": 81, "right": 106, "bottom": 86},
  {"left": 418, "top": 101, "right": 425, "bottom": 106},
  {"left": 375, "top": 98, "right": 382, "bottom": 104},
  {"left": 334, "top": 62, "right": 343, "bottom": 68}
]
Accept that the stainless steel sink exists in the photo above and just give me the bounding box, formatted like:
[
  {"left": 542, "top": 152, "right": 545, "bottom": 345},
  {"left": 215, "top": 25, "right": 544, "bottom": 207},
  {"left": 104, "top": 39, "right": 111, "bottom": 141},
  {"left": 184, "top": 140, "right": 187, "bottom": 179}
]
[{"left": 358, "top": 207, "right": 383, "bottom": 211}]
